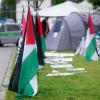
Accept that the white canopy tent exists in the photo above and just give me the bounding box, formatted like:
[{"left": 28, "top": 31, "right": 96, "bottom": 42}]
[
  {"left": 33, "top": 1, "right": 94, "bottom": 17},
  {"left": 33, "top": 1, "right": 78, "bottom": 17}
]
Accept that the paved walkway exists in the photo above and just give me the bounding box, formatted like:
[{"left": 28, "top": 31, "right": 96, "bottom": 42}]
[{"left": 0, "top": 46, "right": 16, "bottom": 100}]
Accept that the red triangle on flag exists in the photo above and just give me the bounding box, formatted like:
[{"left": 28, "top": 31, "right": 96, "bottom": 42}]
[
  {"left": 88, "top": 14, "right": 94, "bottom": 35},
  {"left": 26, "top": 9, "right": 35, "bottom": 45},
  {"left": 37, "top": 16, "right": 44, "bottom": 36}
]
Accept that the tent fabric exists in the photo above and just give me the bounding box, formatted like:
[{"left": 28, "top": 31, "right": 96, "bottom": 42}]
[
  {"left": 82, "top": 13, "right": 100, "bottom": 32},
  {"left": 33, "top": 1, "right": 94, "bottom": 17},
  {"left": 45, "top": 12, "right": 86, "bottom": 50},
  {"left": 37, "top": 1, "right": 78, "bottom": 17},
  {"left": 45, "top": 12, "right": 100, "bottom": 51},
  {"left": 90, "top": 13, "right": 100, "bottom": 33}
]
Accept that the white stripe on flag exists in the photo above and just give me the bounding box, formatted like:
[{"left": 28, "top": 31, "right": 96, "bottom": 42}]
[
  {"left": 91, "top": 51, "right": 98, "bottom": 61},
  {"left": 30, "top": 75, "right": 38, "bottom": 96},
  {"left": 23, "top": 44, "right": 36, "bottom": 61}
]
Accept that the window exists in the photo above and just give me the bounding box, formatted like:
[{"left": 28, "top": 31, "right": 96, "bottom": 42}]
[
  {"left": 0, "top": 25, "right": 5, "bottom": 32},
  {"left": 6, "top": 24, "right": 20, "bottom": 32},
  {"left": 54, "top": 21, "right": 62, "bottom": 32}
]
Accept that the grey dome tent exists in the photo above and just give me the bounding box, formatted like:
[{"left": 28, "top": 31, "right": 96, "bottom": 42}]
[
  {"left": 89, "top": 13, "right": 100, "bottom": 32},
  {"left": 45, "top": 12, "right": 87, "bottom": 50}
]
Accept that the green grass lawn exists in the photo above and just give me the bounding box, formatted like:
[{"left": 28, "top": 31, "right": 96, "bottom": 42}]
[{"left": 5, "top": 52, "right": 100, "bottom": 100}]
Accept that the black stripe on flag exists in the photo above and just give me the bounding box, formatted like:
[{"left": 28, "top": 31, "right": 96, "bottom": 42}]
[
  {"left": 34, "top": 15, "right": 44, "bottom": 65},
  {"left": 8, "top": 24, "right": 26, "bottom": 93}
]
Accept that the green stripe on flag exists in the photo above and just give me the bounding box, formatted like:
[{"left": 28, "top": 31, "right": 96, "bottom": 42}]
[
  {"left": 17, "top": 48, "right": 38, "bottom": 97},
  {"left": 41, "top": 36, "right": 46, "bottom": 52},
  {"left": 85, "top": 36, "right": 97, "bottom": 60},
  {"left": 17, "top": 82, "right": 34, "bottom": 98}
]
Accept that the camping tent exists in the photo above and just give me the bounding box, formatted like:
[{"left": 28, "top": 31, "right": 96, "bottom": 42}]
[
  {"left": 45, "top": 12, "right": 100, "bottom": 51},
  {"left": 45, "top": 12, "right": 87, "bottom": 50}
]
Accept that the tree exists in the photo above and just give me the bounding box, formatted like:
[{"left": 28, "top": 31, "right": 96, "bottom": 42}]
[
  {"left": 88, "top": 0, "right": 100, "bottom": 6},
  {"left": 0, "top": 0, "right": 16, "bottom": 20},
  {"left": 52, "top": 0, "right": 84, "bottom": 5},
  {"left": 69, "top": 0, "right": 83, "bottom": 3},
  {"left": 52, "top": 0, "right": 100, "bottom": 10},
  {"left": 52, "top": 0, "right": 66, "bottom": 5}
]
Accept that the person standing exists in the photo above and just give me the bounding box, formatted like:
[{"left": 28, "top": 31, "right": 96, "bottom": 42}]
[{"left": 42, "top": 17, "right": 49, "bottom": 37}]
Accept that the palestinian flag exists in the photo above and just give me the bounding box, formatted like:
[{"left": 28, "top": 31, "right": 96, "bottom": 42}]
[
  {"left": 84, "top": 14, "right": 98, "bottom": 61},
  {"left": 17, "top": 8, "right": 39, "bottom": 98},
  {"left": 34, "top": 14, "right": 44, "bottom": 65},
  {"left": 37, "top": 15, "right": 46, "bottom": 52}
]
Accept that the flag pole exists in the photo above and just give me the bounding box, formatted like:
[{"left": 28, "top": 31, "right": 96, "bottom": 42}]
[
  {"left": 36, "top": 1, "right": 39, "bottom": 80},
  {"left": 36, "top": 1, "right": 38, "bottom": 11}
]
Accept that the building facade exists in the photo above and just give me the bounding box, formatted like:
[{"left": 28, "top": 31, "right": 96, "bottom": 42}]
[{"left": 16, "top": 0, "right": 51, "bottom": 23}]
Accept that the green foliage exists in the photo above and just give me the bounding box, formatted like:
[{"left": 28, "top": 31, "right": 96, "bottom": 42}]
[
  {"left": 52, "top": 0, "right": 84, "bottom": 5},
  {"left": 52, "top": 0, "right": 66, "bottom": 5},
  {"left": 0, "top": 0, "right": 16, "bottom": 20},
  {"left": 52, "top": 0, "right": 100, "bottom": 8},
  {"left": 88, "top": 0, "right": 100, "bottom": 6},
  {"left": 5, "top": 51, "right": 100, "bottom": 100},
  {"left": 69, "top": 0, "right": 83, "bottom": 3}
]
